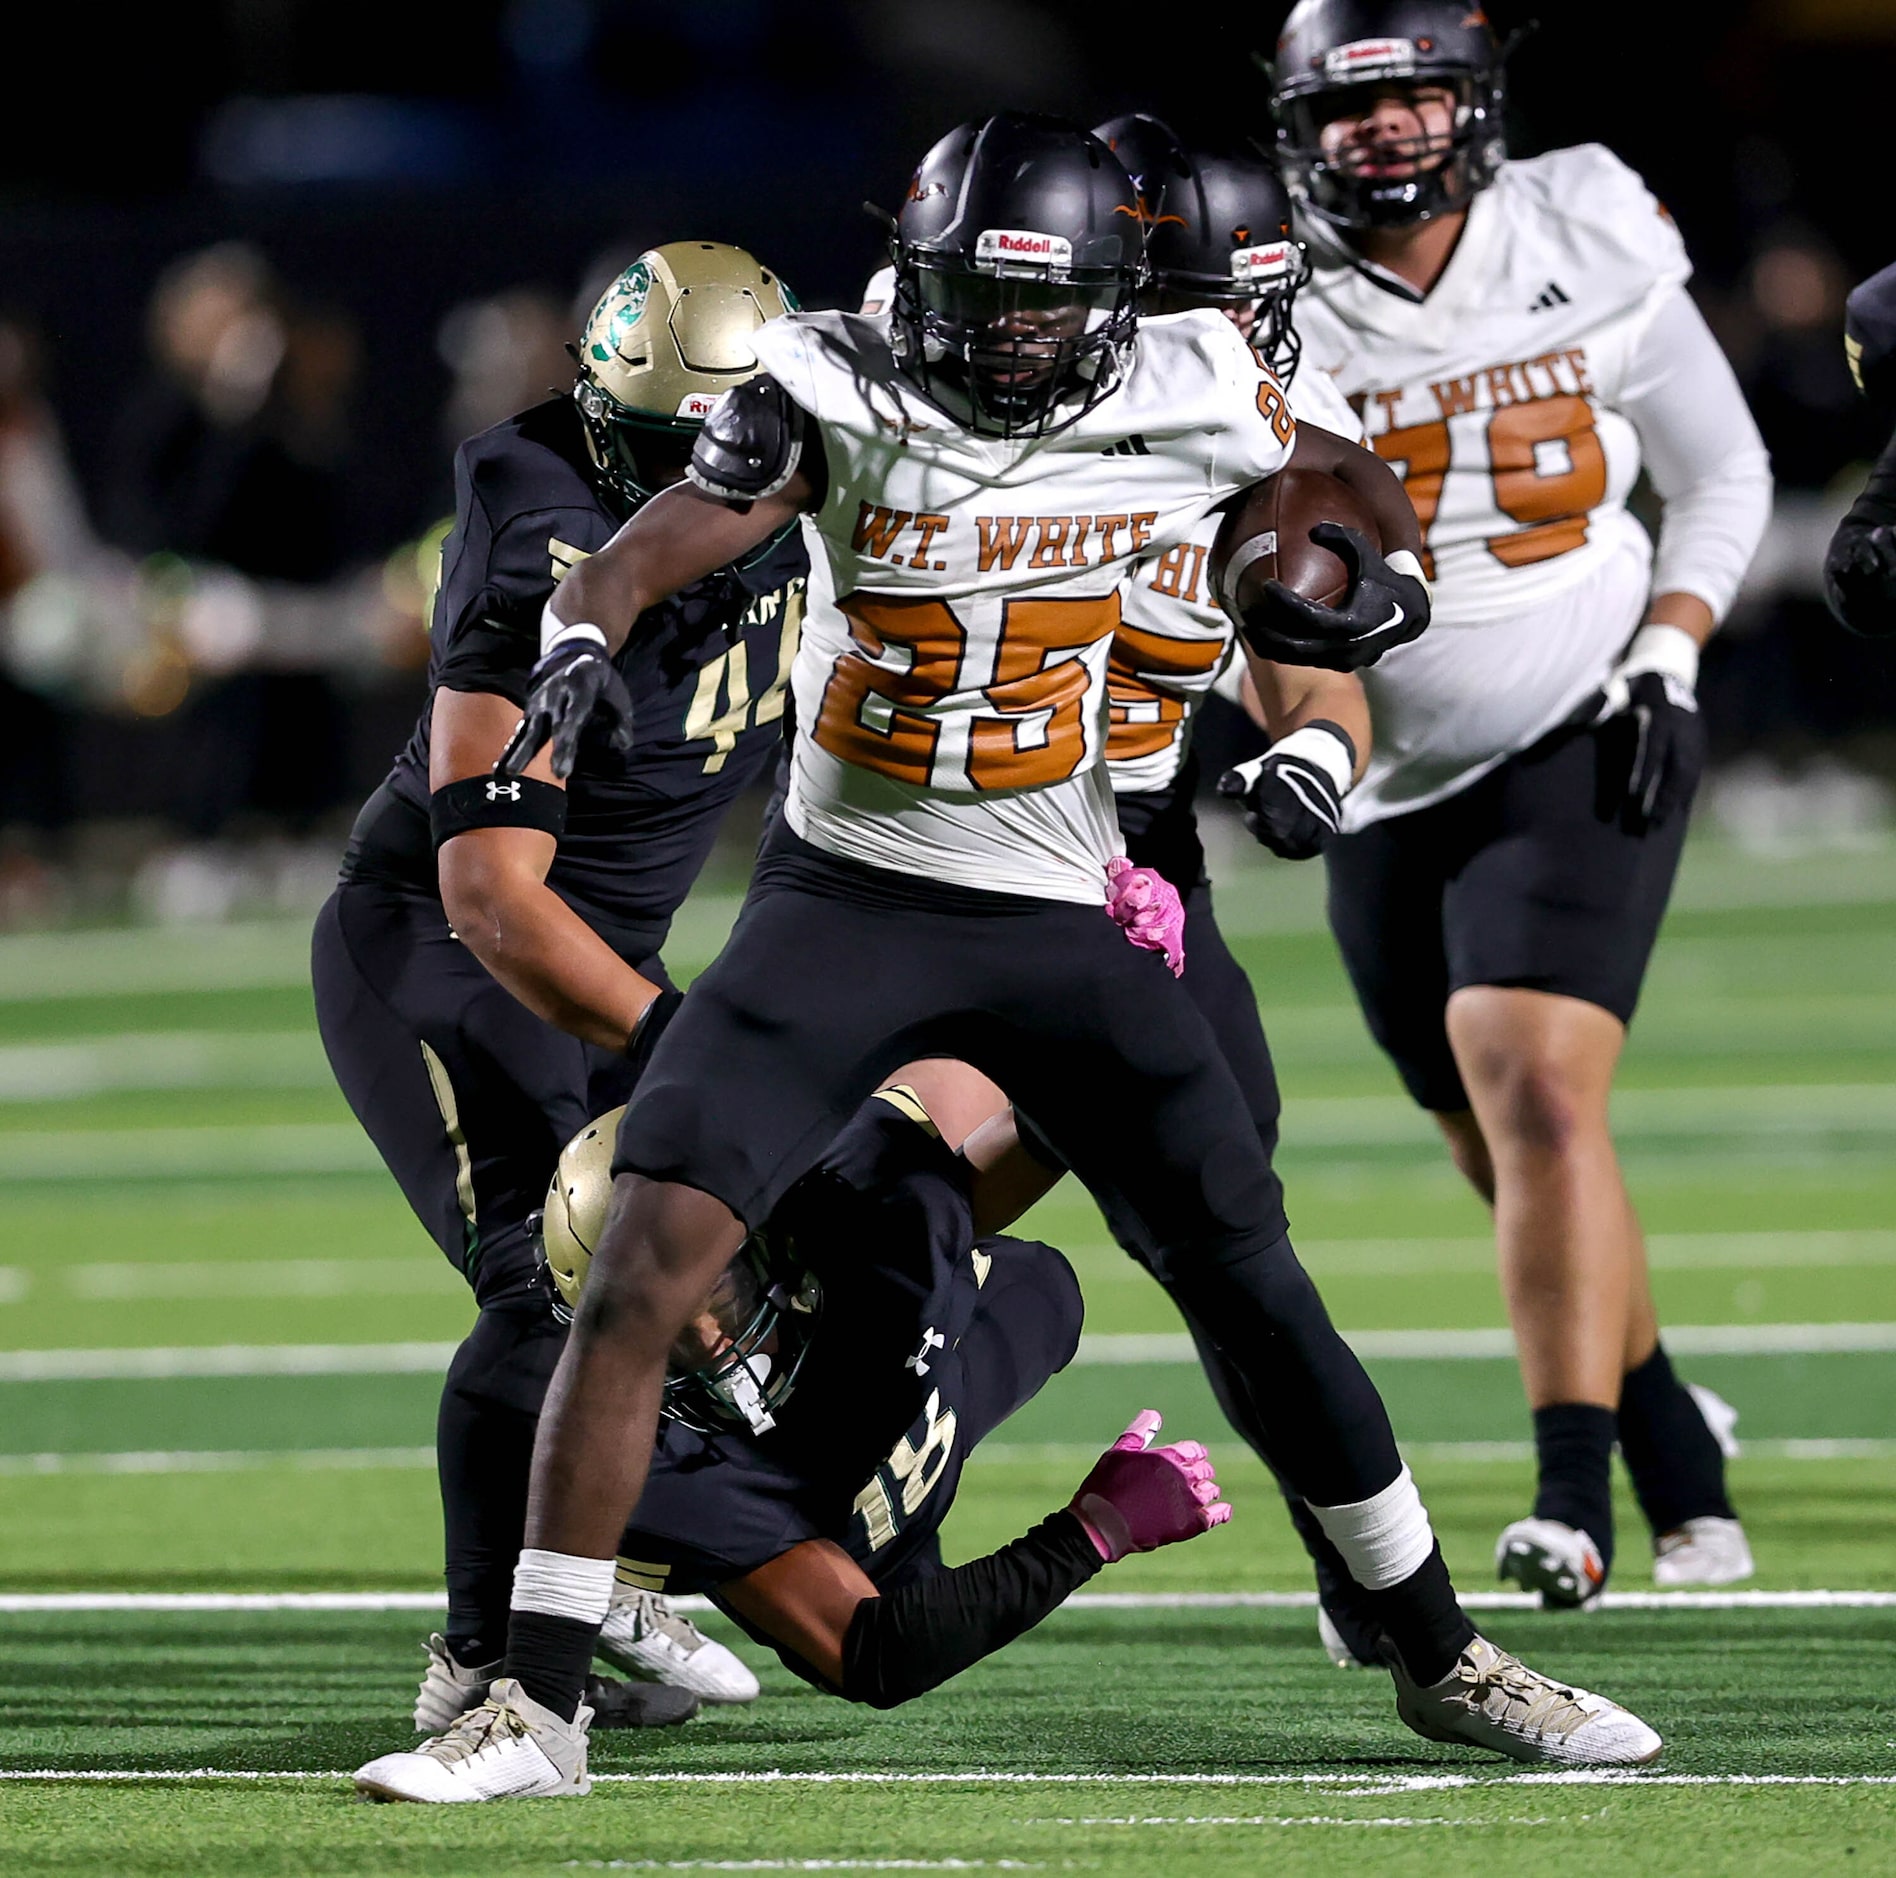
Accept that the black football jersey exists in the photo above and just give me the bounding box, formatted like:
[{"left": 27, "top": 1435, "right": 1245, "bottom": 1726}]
[
  {"left": 340, "top": 397, "right": 808, "bottom": 961},
  {"left": 612, "top": 1097, "right": 1084, "bottom": 1599}
]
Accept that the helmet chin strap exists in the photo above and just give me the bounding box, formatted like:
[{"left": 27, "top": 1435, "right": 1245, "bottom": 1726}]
[{"left": 713, "top": 1353, "right": 778, "bottom": 1435}]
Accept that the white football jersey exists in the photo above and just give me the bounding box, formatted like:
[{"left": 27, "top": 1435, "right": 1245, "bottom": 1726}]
[
  {"left": 1295, "top": 144, "right": 1768, "bottom": 824},
  {"left": 750, "top": 308, "right": 1298, "bottom": 901},
  {"left": 1108, "top": 362, "right": 1366, "bottom": 795}
]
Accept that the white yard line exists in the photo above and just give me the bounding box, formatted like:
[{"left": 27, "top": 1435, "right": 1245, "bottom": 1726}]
[
  {"left": 0, "top": 1033, "right": 327, "bottom": 1102},
  {"left": 0, "top": 1124, "right": 381, "bottom": 1182},
  {"left": 0, "top": 1446, "right": 435, "bottom": 1476},
  {"left": 3, "top": 1589, "right": 1892, "bottom": 1614},
  {"left": 9, "top": 1322, "right": 1893, "bottom": 1382},
  {"left": 2, "top": 1768, "right": 1894, "bottom": 1788}
]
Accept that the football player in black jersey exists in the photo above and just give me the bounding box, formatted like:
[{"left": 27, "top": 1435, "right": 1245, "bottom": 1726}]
[
  {"left": 355, "top": 1073, "right": 1231, "bottom": 1799},
  {"left": 1825, "top": 258, "right": 1896, "bottom": 636},
  {"left": 311, "top": 241, "right": 807, "bottom": 1719}
]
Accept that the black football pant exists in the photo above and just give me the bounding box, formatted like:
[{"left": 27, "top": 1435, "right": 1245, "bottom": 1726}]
[
  {"left": 617, "top": 827, "right": 1404, "bottom": 1515},
  {"left": 312, "top": 882, "right": 650, "bottom": 1655}
]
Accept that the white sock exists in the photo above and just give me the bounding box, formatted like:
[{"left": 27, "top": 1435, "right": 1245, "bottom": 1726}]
[
  {"left": 1308, "top": 1465, "right": 1436, "bottom": 1590},
  {"left": 510, "top": 1548, "right": 616, "bottom": 1625}
]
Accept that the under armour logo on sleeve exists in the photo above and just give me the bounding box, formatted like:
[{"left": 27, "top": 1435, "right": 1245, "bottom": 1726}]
[
  {"left": 486, "top": 780, "right": 522, "bottom": 802},
  {"left": 905, "top": 1327, "right": 947, "bottom": 1376}
]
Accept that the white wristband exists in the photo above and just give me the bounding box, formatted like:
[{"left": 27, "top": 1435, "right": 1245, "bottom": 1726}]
[
  {"left": 1269, "top": 722, "right": 1355, "bottom": 797},
  {"left": 1621, "top": 622, "right": 1700, "bottom": 689},
  {"left": 1384, "top": 547, "right": 1431, "bottom": 601},
  {"left": 540, "top": 605, "right": 608, "bottom": 659}
]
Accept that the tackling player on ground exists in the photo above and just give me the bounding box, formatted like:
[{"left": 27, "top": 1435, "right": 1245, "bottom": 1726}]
[
  {"left": 355, "top": 1074, "right": 1231, "bottom": 1800},
  {"left": 387, "top": 112, "right": 1663, "bottom": 1799},
  {"left": 1264, "top": 0, "right": 1772, "bottom": 1608},
  {"left": 312, "top": 243, "right": 806, "bottom": 1721}
]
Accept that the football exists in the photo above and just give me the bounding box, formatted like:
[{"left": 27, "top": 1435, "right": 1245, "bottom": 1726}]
[{"left": 1209, "top": 465, "right": 1383, "bottom": 618}]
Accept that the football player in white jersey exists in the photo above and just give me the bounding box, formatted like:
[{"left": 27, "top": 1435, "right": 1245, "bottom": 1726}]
[
  {"left": 1266, "top": 0, "right": 1773, "bottom": 1610},
  {"left": 359, "top": 113, "right": 1664, "bottom": 1801}
]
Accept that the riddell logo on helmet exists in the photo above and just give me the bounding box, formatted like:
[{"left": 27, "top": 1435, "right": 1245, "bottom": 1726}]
[
  {"left": 975, "top": 228, "right": 1075, "bottom": 266},
  {"left": 1231, "top": 242, "right": 1296, "bottom": 283},
  {"left": 1322, "top": 37, "right": 1419, "bottom": 80},
  {"left": 675, "top": 392, "right": 721, "bottom": 419}
]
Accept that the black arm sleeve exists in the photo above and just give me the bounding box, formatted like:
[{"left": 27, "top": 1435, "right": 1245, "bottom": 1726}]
[
  {"left": 1823, "top": 423, "right": 1896, "bottom": 638},
  {"left": 837, "top": 1511, "right": 1102, "bottom": 1710}
]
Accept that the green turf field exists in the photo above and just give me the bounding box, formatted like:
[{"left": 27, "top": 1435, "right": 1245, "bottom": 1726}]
[{"left": 3, "top": 831, "right": 1894, "bottom": 1874}]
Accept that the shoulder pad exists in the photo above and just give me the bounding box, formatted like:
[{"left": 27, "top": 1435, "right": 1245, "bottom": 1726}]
[
  {"left": 688, "top": 375, "right": 805, "bottom": 503},
  {"left": 1846, "top": 260, "right": 1896, "bottom": 407}
]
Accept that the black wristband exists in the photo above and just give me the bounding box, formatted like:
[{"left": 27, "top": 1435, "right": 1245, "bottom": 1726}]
[
  {"left": 625, "top": 989, "right": 684, "bottom": 1082},
  {"left": 837, "top": 1510, "right": 1102, "bottom": 1710},
  {"left": 1290, "top": 718, "right": 1359, "bottom": 776},
  {"left": 430, "top": 774, "right": 567, "bottom": 848},
  {"left": 1012, "top": 1108, "right": 1069, "bottom": 1175}
]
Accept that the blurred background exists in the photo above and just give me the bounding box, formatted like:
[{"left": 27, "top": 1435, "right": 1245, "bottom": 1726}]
[{"left": 0, "top": 0, "right": 1893, "bottom": 924}]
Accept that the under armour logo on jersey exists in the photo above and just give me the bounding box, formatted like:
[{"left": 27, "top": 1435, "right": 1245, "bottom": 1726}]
[
  {"left": 1101, "top": 435, "right": 1152, "bottom": 457},
  {"left": 905, "top": 1327, "right": 947, "bottom": 1376},
  {"left": 485, "top": 780, "right": 522, "bottom": 802},
  {"left": 1529, "top": 281, "right": 1573, "bottom": 313}
]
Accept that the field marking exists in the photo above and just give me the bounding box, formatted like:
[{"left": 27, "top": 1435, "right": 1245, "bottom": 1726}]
[
  {"left": 0, "top": 1032, "right": 327, "bottom": 1102},
  {"left": 6, "top": 1437, "right": 1893, "bottom": 1480},
  {"left": 3, "top": 1226, "right": 1888, "bottom": 1310},
  {"left": 4, "top": 1769, "right": 1895, "bottom": 1788},
  {"left": 0, "top": 1446, "right": 435, "bottom": 1477},
  {"left": 0, "top": 1124, "right": 381, "bottom": 1182},
  {"left": 11, "top": 1322, "right": 1896, "bottom": 1383},
  {"left": 3, "top": 1589, "right": 1892, "bottom": 1614},
  {"left": 64, "top": 1259, "right": 460, "bottom": 1301}
]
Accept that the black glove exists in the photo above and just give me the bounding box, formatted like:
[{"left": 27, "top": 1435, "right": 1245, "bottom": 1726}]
[
  {"left": 625, "top": 988, "right": 683, "bottom": 1085},
  {"left": 1823, "top": 520, "right": 1896, "bottom": 638},
  {"left": 1234, "top": 525, "right": 1430, "bottom": 671},
  {"left": 1593, "top": 629, "right": 1706, "bottom": 834},
  {"left": 495, "top": 638, "right": 634, "bottom": 782},
  {"left": 1216, "top": 720, "right": 1357, "bottom": 859}
]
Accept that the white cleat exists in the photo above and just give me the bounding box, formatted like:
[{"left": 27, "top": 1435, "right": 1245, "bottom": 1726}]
[
  {"left": 355, "top": 1678, "right": 590, "bottom": 1803},
  {"left": 596, "top": 1586, "right": 759, "bottom": 1704},
  {"left": 1394, "top": 1634, "right": 1663, "bottom": 1767},
  {"left": 1653, "top": 1515, "right": 1755, "bottom": 1587},
  {"left": 413, "top": 1633, "right": 501, "bottom": 1733},
  {"left": 1689, "top": 1383, "right": 1742, "bottom": 1459},
  {"left": 1496, "top": 1516, "right": 1606, "bottom": 1609},
  {"left": 1317, "top": 1605, "right": 1372, "bottom": 1669}
]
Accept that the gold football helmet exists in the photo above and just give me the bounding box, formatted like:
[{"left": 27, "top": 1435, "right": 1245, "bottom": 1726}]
[
  {"left": 538, "top": 1106, "right": 822, "bottom": 1435},
  {"left": 539, "top": 1106, "right": 623, "bottom": 1316},
  {"left": 574, "top": 241, "right": 797, "bottom": 511}
]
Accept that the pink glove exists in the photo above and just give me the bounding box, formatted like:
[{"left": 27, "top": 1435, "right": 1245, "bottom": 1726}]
[
  {"left": 1067, "top": 1409, "right": 1231, "bottom": 1563},
  {"left": 1105, "top": 856, "right": 1186, "bottom": 978}
]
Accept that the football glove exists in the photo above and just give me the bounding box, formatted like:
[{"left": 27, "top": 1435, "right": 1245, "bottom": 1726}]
[
  {"left": 496, "top": 632, "right": 634, "bottom": 782},
  {"left": 1217, "top": 719, "right": 1357, "bottom": 859},
  {"left": 1823, "top": 519, "right": 1896, "bottom": 638},
  {"left": 624, "top": 988, "right": 683, "bottom": 1083},
  {"left": 1236, "top": 525, "right": 1431, "bottom": 671},
  {"left": 1104, "top": 856, "right": 1185, "bottom": 977},
  {"left": 1068, "top": 1410, "right": 1230, "bottom": 1563},
  {"left": 1593, "top": 623, "right": 1706, "bottom": 833}
]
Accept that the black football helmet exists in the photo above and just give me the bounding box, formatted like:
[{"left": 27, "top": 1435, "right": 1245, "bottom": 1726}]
[
  {"left": 1092, "top": 111, "right": 1192, "bottom": 208},
  {"left": 888, "top": 112, "right": 1145, "bottom": 438},
  {"left": 1144, "top": 145, "right": 1312, "bottom": 384},
  {"left": 1268, "top": 0, "right": 1508, "bottom": 234}
]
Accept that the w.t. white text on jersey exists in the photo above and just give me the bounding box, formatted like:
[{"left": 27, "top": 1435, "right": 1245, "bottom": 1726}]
[{"left": 751, "top": 309, "right": 1297, "bottom": 900}]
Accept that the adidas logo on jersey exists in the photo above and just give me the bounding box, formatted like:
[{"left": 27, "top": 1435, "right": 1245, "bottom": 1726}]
[
  {"left": 1529, "top": 281, "right": 1573, "bottom": 313},
  {"left": 1101, "top": 435, "right": 1152, "bottom": 458}
]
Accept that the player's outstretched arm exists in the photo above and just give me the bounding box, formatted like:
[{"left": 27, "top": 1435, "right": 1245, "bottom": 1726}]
[
  {"left": 432, "top": 689, "right": 671, "bottom": 1050},
  {"left": 717, "top": 1413, "right": 1228, "bottom": 1709},
  {"left": 498, "top": 382, "right": 826, "bottom": 778}
]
